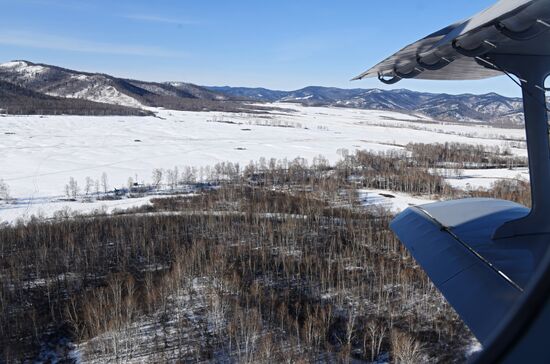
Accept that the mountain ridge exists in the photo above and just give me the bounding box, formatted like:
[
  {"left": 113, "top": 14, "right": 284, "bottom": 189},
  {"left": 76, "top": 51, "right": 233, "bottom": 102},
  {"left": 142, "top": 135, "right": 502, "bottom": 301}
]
[
  {"left": 0, "top": 60, "right": 530, "bottom": 122},
  {"left": 206, "top": 85, "right": 526, "bottom": 124},
  {"left": 0, "top": 60, "right": 256, "bottom": 114}
]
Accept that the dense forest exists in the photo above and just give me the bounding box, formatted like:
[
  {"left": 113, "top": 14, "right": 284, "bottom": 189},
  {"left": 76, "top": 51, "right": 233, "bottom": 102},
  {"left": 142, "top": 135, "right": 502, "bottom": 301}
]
[{"left": 0, "top": 145, "right": 529, "bottom": 363}]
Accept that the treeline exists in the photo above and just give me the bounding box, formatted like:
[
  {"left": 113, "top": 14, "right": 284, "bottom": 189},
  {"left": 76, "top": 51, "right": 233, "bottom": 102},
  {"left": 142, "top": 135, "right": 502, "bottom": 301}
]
[
  {"left": 129, "top": 94, "right": 276, "bottom": 114},
  {"left": 59, "top": 146, "right": 531, "bottom": 207},
  {"left": 341, "top": 149, "right": 452, "bottom": 196},
  {"left": 468, "top": 178, "right": 531, "bottom": 207},
  {"left": 406, "top": 142, "right": 527, "bottom": 169}
]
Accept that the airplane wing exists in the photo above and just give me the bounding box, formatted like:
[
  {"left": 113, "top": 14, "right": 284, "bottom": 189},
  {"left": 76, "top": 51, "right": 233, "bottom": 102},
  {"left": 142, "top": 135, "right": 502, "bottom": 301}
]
[
  {"left": 353, "top": 0, "right": 550, "bottom": 82},
  {"left": 392, "top": 199, "right": 548, "bottom": 344},
  {"left": 354, "top": 0, "right": 550, "bottom": 357}
]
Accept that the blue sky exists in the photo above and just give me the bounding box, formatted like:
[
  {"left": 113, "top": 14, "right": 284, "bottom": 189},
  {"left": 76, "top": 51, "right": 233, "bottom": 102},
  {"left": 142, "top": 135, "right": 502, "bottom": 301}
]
[{"left": 0, "top": 0, "right": 522, "bottom": 96}]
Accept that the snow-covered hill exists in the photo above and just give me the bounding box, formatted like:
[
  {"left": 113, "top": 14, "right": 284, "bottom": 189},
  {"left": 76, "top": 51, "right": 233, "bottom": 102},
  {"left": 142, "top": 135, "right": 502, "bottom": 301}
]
[
  {"left": 0, "top": 78, "right": 152, "bottom": 116},
  {"left": 0, "top": 60, "right": 231, "bottom": 110}
]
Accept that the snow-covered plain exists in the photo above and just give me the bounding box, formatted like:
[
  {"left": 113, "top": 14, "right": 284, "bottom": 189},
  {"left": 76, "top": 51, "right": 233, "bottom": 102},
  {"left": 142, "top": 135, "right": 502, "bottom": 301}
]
[
  {"left": 0, "top": 103, "right": 528, "bottom": 222},
  {"left": 0, "top": 195, "right": 158, "bottom": 225},
  {"left": 439, "top": 167, "right": 529, "bottom": 189}
]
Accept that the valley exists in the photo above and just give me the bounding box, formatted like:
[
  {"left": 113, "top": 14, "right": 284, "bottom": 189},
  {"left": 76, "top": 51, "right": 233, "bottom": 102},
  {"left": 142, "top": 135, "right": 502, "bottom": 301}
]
[
  {"left": 0, "top": 60, "right": 534, "bottom": 364},
  {"left": 0, "top": 103, "right": 528, "bottom": 224}
]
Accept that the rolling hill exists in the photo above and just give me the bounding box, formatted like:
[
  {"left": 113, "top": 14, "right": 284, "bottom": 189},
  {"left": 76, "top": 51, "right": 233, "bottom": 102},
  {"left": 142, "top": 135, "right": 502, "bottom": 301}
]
[{"left": 0, "top": 60, "right": 254, "bottom": 114}]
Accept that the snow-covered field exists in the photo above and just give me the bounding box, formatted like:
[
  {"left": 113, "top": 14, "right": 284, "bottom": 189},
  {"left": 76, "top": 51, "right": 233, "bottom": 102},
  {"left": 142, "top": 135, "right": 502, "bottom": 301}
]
[
  {"left": 439, "top": 167, "right": 529, "bottom": 189},
  {"left": 0, "top": 103, "right": 528, "bottom": 222},
  {"left": 0, "top": 195, "right": 158, "bottom": 224}
]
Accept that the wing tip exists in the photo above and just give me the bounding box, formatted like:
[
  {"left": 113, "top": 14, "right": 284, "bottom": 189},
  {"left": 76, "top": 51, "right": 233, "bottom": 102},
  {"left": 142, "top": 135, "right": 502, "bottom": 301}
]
[{"left": 351, "top": 71, "right": 370, "bottom": 81}]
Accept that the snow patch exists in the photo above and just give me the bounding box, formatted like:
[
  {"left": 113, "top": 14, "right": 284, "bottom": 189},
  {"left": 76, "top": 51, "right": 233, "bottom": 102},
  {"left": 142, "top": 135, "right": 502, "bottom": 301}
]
[
  {"left": 358, "top": 189, "right": 434, "bottom": 213},
  {"left": 71, "top": 74, "right": 90, "bottom": 81},
  {"left": 54, "top": 84, "right": 143, "bottom": 108},
  {"left": 0, "top": 60, "right": 47, "bottom": 79},
  {"left": 465, "top": 340, "right": 483, "bottom": 359},
  {"left": 439, "top": 167, "right": 529, "bottom": 189}
]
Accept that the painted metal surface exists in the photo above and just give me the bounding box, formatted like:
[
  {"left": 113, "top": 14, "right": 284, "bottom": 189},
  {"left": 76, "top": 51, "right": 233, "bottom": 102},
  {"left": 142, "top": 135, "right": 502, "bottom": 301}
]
[
  {"left": 390, "top": 199, "right": 550, "bottom": 344},
  {"left": 353, "top": 0, "right": 550, "bottom": 81}
]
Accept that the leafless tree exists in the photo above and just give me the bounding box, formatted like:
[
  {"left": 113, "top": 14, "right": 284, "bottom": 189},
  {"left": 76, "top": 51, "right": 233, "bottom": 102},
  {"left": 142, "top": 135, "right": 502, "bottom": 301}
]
[
  {"left": 84, "top": 177, "right": 94, "bottom": 196},
  {"left": 365, "top": 320, "right": 387, "bottom": 362},
  {"left": 152, "top": 168, "right": 163, "bottom": 189},
  {"left": 0, "top": 179, "right": 10, "bottom": 202},
  {"left": 391, "top": 330, "right": 426, "bottom": 363},
  {"left": 68, "top": 177, "right": 79, "bottom": 199},
  {"left": 101, "top": 172, "right": 109, "bottom": 193}
]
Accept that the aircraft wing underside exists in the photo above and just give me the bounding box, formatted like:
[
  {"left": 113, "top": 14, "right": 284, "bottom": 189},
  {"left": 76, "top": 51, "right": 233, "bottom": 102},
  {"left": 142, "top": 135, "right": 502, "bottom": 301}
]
[
  {"left": 391, "top": 198, "right": 548, "bottom": 344},
  {"left": 354, "top": 0, "right": 550, "bottom": 81}
]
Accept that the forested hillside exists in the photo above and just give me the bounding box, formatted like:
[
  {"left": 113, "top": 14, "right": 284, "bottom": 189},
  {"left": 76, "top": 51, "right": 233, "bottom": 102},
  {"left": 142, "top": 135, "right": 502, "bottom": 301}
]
[{"left": 0, "top": 80, "right": 153, "bottom": 116}]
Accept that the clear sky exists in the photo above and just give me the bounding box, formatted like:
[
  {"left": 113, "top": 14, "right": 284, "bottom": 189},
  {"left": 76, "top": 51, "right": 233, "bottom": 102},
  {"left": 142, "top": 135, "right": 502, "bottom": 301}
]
[{"left": 0, "top": 0, "right": 522, "bottom": 96}]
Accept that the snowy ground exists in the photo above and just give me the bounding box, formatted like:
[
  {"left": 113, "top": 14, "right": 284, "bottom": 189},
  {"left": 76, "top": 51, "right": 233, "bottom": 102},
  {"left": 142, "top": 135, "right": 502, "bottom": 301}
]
[
  {"left": 358, "top": 189, "right": 435, "bottom": 213},
  {"left": 0, "top": 195, "right": 159, "bottom": 224},
  {"left": 0, "top": 103, "right": 528, "bottom": 222},
  {"left": 438, "top": 167, "right": 529, "bottom": 189}
]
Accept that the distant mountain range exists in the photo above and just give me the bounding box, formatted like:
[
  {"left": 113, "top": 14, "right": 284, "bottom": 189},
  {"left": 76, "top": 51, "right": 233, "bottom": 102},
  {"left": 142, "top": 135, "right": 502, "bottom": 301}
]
[
  {"left": 207, "top": 86, "right": 526, "bottom": 124},
  {"left": 0, "top": 60, "right": 528, "bottom": 123},
  {"left": 0, "top": 60, "right": 251, "bottom": 115}
]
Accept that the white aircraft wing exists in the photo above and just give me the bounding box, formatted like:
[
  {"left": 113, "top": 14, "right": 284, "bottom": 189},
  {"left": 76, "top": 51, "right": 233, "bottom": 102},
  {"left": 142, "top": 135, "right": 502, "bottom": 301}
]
[{"left": 353, "top": 0, "right": 550, "bottom": 82}]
